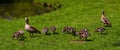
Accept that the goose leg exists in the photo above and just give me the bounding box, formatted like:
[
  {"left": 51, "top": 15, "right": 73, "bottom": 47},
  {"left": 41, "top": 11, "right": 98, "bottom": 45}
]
[
  {"left": 101, "top": 32, "right": 102, "bottom": 35},
  {"left": 31, "top": 33, "right": 33, "bottom": 37},
  {"left": 12, "top": 36, "right": 15, "bottom": 39},
  {"left": 85, "top": 37, "right": 87, "bottom": 41},
  {"left": 21, "top": 34, "right": 24, "bottom": 38},
  {"left": 79, "top": 36, "right": 82, "bottom": 40},
  {"left": 53, "top": 32, "right": 55, "bottom": 34},
  {"left": 30, "top": 33, "right": 32, "bottom": 37}
]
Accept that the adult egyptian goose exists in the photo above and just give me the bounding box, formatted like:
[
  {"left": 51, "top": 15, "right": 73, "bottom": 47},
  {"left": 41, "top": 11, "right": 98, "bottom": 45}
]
[
  {"left": 101, "top": 10, "right": 111, "bottom": 27},
  {"left": 25, "top": 17, "right": 41, "bottom": 37}
]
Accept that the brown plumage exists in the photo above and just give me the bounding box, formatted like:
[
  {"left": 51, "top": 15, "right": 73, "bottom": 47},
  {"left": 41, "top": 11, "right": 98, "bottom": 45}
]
[
  {"left": 78, "top": 28, "right": 90, "bottom": 40},
  {"left": 69, "top": 27, "right": 76, "bottom": 36},
  {"left": 50, "top": 26, "right": 56, "bottom": 34},
  {"left": 62, "top": 27, "right": 73, "bottom": 32},
  {"left": 62, "top": 26, "right": 76, "bottom": 36},
  {"left": 12, "top": 30, "right": 24, "bottom": 39},
  {"left": 62, "top": 26, "right": 71, "bottom": 33},
  {"left": 57, "top": 4, "right": 62, "bottom": 8},
  {"left": 42, "top": 27, "right": 49, "bottom": 35},
  {"left": 43, "top": 2, "right": 52, "bottom": 8},
  {"left": 25, "top": 17, "right": 41, "bottom": 37},
  {"left": 101, "top": 10, "right": 111, "bottom": 27},
  {"left": 80, "top": 28, "right": 88, "bottom": 33},
  {"left": 43, "top": 2, "right": 48, "bottom": 8},
  {"left": 95, "top": 27, "right": 105, "bottom": 35}
]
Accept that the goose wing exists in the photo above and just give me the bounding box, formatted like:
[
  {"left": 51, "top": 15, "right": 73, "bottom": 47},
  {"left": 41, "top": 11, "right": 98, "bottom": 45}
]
[
  {"left": 102, "top": 17, "right": 110, "bottom": 23},
  {"left": 30, "top": 26, "right": 39, "bottom": 31}
]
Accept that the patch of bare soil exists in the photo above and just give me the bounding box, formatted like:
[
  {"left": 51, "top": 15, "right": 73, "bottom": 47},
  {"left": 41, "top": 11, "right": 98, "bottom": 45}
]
[
  {"left": 70, "top": 40, "right": 87, "bottom": 44},
  {"left": 18, "top": 41, "right": 25, "bottom": 44}
]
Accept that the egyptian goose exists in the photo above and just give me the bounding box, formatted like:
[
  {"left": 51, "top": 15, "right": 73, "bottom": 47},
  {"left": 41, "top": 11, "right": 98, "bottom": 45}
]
[
  {"left": 95, "top": 27, "right": 105, "bottom": 35},
  {"left": 42, "top": 27, "right": 49, "bottom": 35},
  {"left": 25, "top": 17, "right": 41, "bottom": 37},
  {"left": 62, "top": 26, "right": 73, "bottom": 33},
  {"left": 50, "top": 26, "right": 56, "bottom": 34},
  {"left": 62, "top": 26, "right": 69, "bottom": 33},
  {"left": 43, "top": 2, "right": 52, "bottom": 8},
  {"left": 62, "top": 26, "right": 76, "bottom": 36},
  {"left": 69, "top": 27, "right": 76, "bottom": 36},
  {"left": 78, "top": 28, "right": 90, "bottom": 40},
  {"left": 12, "top": 30, "right": 24, "bottom": 39},
  {"left": 101, "top": 10, "right": 111, "bottom": 27}
]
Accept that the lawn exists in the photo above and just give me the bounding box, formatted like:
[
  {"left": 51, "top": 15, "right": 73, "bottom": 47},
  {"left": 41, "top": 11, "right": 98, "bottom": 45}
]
[{"left": 0, "top": 0, "right": 120, "bottom": 50}]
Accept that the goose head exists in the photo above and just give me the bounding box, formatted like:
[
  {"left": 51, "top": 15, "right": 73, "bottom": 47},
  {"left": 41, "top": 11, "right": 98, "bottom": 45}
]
[
  {"left": 25, "top": 17, "right": 29, "bottom": 24},
  {"left": 102, "top": 10, "right": 105, "bottom": 15},
  {"left": 25, "top": 17, "right": 30, "bottom": 29}
]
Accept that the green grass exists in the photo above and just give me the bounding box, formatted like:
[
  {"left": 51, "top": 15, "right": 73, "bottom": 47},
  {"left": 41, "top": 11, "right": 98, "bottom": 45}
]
[{"left": 0, "top": 0, "right": 120, "bottom": 50}]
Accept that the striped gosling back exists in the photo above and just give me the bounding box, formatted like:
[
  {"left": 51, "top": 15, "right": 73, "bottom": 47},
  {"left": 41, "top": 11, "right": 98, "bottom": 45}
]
[{"left": 13, "top": 30, "right": 24, "bottom": 39}]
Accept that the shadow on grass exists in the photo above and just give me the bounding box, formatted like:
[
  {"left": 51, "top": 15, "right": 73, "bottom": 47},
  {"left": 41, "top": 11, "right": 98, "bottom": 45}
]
[
  {"left": 105, "top": 25, "right": 112, "bottom": 27},
  {"left": 76, "top": 39, "right": 93, "bottom": 42},
  {"left": 70, "top": 39, "right": 93, "bottom": 44},
  {"left": 18, "top": 36, "right": 28, "bottom": 44},
  {"left": 71, "top": 34, "right": 78, "bottom": 36},
  {"left": 19, "top": 36, "right": 27, "bottom": 41},
  {"left": 45, "top": 33, "right": 51, "bottom": 35},
  {"left": 113, "top": 41, "right": 120, "bottom": 47},
  {"left": 101, "top": 33, "right": 108, "bottom": 35},
  {"left": 53, "top": 32, "right": 59, "bottom": 35},
  {"left": 95, "top": 32, "right": 108, "bottom": 36},
  {"left": 32, "top": 35, "right": 41, "bottom": 38},
  {"left": 86, "top": 39, "right": 93, "bottom": 42}
]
